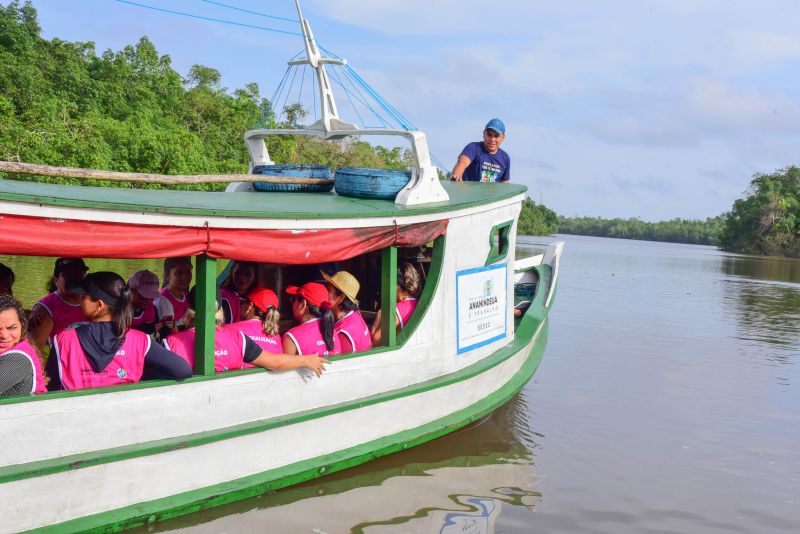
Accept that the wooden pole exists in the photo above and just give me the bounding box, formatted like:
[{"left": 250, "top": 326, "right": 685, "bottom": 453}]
[{"left": 0, "top": 161, "right": 331, "bottom": 186}]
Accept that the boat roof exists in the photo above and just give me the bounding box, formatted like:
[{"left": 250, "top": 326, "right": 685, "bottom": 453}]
[{"left": 0, "top": 179, "right": 526, "bottom": 219}]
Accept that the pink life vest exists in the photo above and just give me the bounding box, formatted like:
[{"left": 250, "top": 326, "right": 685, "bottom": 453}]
[
  {"left": 36, "top": 291, "right": 88, "bottom": 339},
  {"left": 220, "top": 287, "right": 241, "bottom": 324},
  {"left": 157, "top": 287, "right": 189, "bottom": 323},
  {"left": 54, "top": 328, "right": 150, "bottom": 390},
  {"left": 334, "top": 311, "right": 372, "bottom": 354},
  {"left": 0, "top": 339, "right": 47, "bottom": 394},
  {"left": 131, "top": 301, "right": 157, "bottom": 330},
  {"left": 284, "top": 318, "right": 341, "bottom": 357},
  {"left": 396, "top": 298, "right": 418, "bottom": 330},
  {"left": 163, "top": 327, "right": 247, "bottom": 373},
  {"left": 224, "top": 319, "right": 281, "bottom": 368}
]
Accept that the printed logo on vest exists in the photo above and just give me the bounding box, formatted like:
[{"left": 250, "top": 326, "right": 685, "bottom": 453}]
[{"left": 117, "top": 368, "right": 128, "bottom": 379}]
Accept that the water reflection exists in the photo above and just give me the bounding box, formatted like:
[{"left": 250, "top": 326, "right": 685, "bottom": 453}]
[
  {"left": 720, "top": 256, "right": 800, "bottom": 366},
  {"left": 144, "top": 395, "right": 541, "bottom": 533},
  {"left": 720, "top": 253, "right": 800, "bottom": 284}
]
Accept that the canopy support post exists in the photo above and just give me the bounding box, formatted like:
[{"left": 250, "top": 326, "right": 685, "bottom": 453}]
[
  {"left": 195, "top": 254, "right": 217, "bottom": 376},
  {"left": 380, "top": 246, "right": 397, "bottom": 346}
]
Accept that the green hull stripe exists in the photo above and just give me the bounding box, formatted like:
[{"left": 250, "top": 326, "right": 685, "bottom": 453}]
[
  {"left": 0, "top": 262, "right": 548, "bottom": 484},
  {"left": 31, "top": 319, "right": 548, "bottom": 534}
]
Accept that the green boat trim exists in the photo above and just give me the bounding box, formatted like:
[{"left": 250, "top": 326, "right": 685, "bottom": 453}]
[
  {"left": 29, "top": 318, "right": 548, "bottom": 534},
  {"left": 0, "top": 179, "right": 526, "bottom": 219},
  {"left": 0, "top": 263, "right": 550, "bottom": 485}
]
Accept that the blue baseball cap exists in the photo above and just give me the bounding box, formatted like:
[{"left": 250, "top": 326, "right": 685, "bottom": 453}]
[{"left": 485, "top": 118, "right": 505, "bottom": 135}]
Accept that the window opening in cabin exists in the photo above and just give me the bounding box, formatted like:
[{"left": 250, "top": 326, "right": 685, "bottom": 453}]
[
  {"left": 0, "top": 237, "right": 443, "bottom": 401},
  {"left": 486, "top": 220, "right": 513, "bottom": 265}
]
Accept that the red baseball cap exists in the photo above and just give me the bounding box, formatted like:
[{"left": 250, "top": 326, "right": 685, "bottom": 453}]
[
  {"left": 247, "top": 287, "right": 279, "bottom": 312},
  {"left": 286, "top": 282, "right": 329, "bottom": 308}
]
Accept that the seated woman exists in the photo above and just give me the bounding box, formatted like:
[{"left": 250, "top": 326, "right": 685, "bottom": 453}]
[
  {"left": 0, "top": 295, "right": 47, "bottom": 396},
  {"left": 225, "top": 287, "right": 283, "bottom": 358},
  {"left": 370, "top": 263, "right": 420, "bottom": 345},
  {"left": 283, "top": 282, "right": 340, "bottom": 357},
  {"left": 28, "top": 257, "right": 90, "bottom": 354},
  {"left": 164, "top": 291, "right": 325, "bottom": 376},
  {"left": 47, "top": 272, "right": 193, "bottom": 391},
  {"left": 220, "top": 261, "right": 258, "bottom": 324},
  {"left": 0, "top": 262, "right": 15, "bottom": 296},
  {"left": 321, "top": 270, "right": 372, "bottom": 354},
  {"left": 128, "top": 270, "right": 163, "bottom": 336},
  {"left": 155, "top": 257, "right": 193, "bottom": 331}
]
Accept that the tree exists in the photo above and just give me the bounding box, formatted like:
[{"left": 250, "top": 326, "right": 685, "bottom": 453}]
[
  {"left": 0, "top": 3, "right": 412, "bottom": 191},
  {"left": 719, "top": 166, "right": 800, "bottom": 257}
]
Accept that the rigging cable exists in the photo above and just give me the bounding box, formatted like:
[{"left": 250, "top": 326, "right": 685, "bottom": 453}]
[
  {"left": 279, "top": 65, "right": 300, "bottom": 124},
  {"left": 257, "top": 65, "right": 292, "bottom": 128},
  {"left": 112, "top": 0, "right": 302, "bottom": 36},
  {"left": 195, "top": 0, "right": 299, "bottom": 22},
  {"left": 332, "top": 64, "right": 391, "bottom": 128},
  {"left": 327, "top": 65, "right": 368, "bottom": 128}
]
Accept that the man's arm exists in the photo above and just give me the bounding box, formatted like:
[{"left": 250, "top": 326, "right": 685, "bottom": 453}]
[
  {"left": 28, "top": 303, "right": 53, "bottom": 355},
  {"left": 451, "top": 155, "right": 472, "bottom": 181}
]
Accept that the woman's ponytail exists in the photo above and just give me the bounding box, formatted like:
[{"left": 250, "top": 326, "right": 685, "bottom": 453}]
[
  {"left": 308, "top": 301, "right": 335, "bottom": 352},
  {"left": 319, "top": 301, "right": 335, "bottom": 352},
  {"left": 113, "top": 284, "right": 133, "bottom": 338}
]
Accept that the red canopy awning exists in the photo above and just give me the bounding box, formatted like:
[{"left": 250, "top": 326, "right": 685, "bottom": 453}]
[{"left": 0, "top": 214, "right": 447, "bottom": 263}]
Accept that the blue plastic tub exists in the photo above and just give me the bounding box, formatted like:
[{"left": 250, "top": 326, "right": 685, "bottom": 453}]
[
  {"left": 252, "top": 164, "right": 334, "bottom": 193},
  {"left": 334, "top": 167, "right": 412, "bottom": 200}
]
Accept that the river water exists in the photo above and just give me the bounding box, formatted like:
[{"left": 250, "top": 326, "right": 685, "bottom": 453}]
[{"left": 6, "top": 236, "right": 799, "bottom": 533}]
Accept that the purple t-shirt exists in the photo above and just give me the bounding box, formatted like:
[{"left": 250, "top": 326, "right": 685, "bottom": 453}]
[{"left": 460, "top": 142, "right": 510, "bottom": 182}]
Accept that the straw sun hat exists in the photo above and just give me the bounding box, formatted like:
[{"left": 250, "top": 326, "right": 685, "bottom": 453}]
[{"left": 320, "top": 270, "right": 360, "bottom": 305}]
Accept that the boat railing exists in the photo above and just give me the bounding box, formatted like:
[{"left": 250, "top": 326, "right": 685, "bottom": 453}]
[{"left": 242, "top": 126, "right": 449, "bottom": 206}]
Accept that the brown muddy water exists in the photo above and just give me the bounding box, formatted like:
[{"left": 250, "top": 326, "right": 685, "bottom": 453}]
[{"left": 6, "top": 235, "right": 799, "bottom": 533}]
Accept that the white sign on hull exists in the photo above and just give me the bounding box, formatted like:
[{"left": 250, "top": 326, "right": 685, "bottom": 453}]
[{"left": 456, "top": 263, "right": 508, "bottom": 354}]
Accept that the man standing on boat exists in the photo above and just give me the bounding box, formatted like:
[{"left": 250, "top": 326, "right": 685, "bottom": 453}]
[{"left": 451, "top": 118, "right": 510, "bottom": 183}]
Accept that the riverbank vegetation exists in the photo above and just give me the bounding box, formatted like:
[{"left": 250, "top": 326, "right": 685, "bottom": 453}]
[
  {"left": 0, "top": 1, "right": 408, "bottom": 190},
  {"left": 558, "top": 215, "right": 724, "bottom": 245},
  {"left": 518, "top": 199, "right": 559, "bottom": 236},
  {"left": 718, "top": 166, "right": 799, "bottom": 258}
]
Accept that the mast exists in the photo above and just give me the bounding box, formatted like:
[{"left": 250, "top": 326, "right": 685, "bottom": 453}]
[
  {"left": 242, "top": 1, "right": 449, "bottom": 205},
  {"left": 289, "top": 0, "right": 349, "bottom": 132}
]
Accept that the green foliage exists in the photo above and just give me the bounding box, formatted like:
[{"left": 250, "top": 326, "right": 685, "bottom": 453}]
[
  {"left": 558, "top": 215, "right": 724, "bottom": 245},
  {"left": 719, "top": 166, "right": 800, "bottom": 257},
  {"left": 0, "top": 1, "right": 408, "bottom": 191},
  {"left": 517, "top": 198, "right": 559, "bottom": 236}
]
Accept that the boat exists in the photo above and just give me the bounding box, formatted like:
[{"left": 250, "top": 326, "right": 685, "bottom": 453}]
[{"left": 0, "top": 2, "right": 563, "bottom": 531}]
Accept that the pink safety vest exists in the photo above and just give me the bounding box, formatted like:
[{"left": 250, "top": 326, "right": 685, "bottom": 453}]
[
  {"left": 54, "top": 328, "right": 150, "bottom": 390},
  {"left": 0, "top": 339, "right": 47, "bottom": 394},
  {"left": 157, "top": 288, "right": 189, "bottom": 322},
  {"left": 396, "top": 298, "right": 418, "bottom": 329},
  {"left": 220, "top": 287, "right": 241, "bottom": 324},
  {"left": 131, "top": 301, "right": 157, "bottom": 329},
  {"left": 284, "top": 318, "right": 341, "bottom": 357},
  {"left": 224, "top": 319, "right": 281, "bottom": 368},
  {"left": 334, "top": 311, "right": 372, "bottom": 354},
  {"left": 35, "top": 291, "right": 88, "bottom": 339},
  {"left": 163, "top": 327, "right": 247, "bottom": 373}
]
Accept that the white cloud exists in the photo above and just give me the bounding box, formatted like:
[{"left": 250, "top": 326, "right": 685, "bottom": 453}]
[
  {"left": 687, "top": 77, "right": 800, "bottom": 135},
  {"left": 730, "top": 30, "right": 800, "bottom": 65}
]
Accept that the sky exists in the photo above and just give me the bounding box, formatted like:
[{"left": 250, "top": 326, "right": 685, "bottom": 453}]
[{"left": 17, "top": 0, "right": 800, "bottom": 220}]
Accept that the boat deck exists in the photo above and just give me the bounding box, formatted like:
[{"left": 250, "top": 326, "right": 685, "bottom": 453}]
[{"left": 0, "top": 179, "right": 526, "bottom": 219}]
